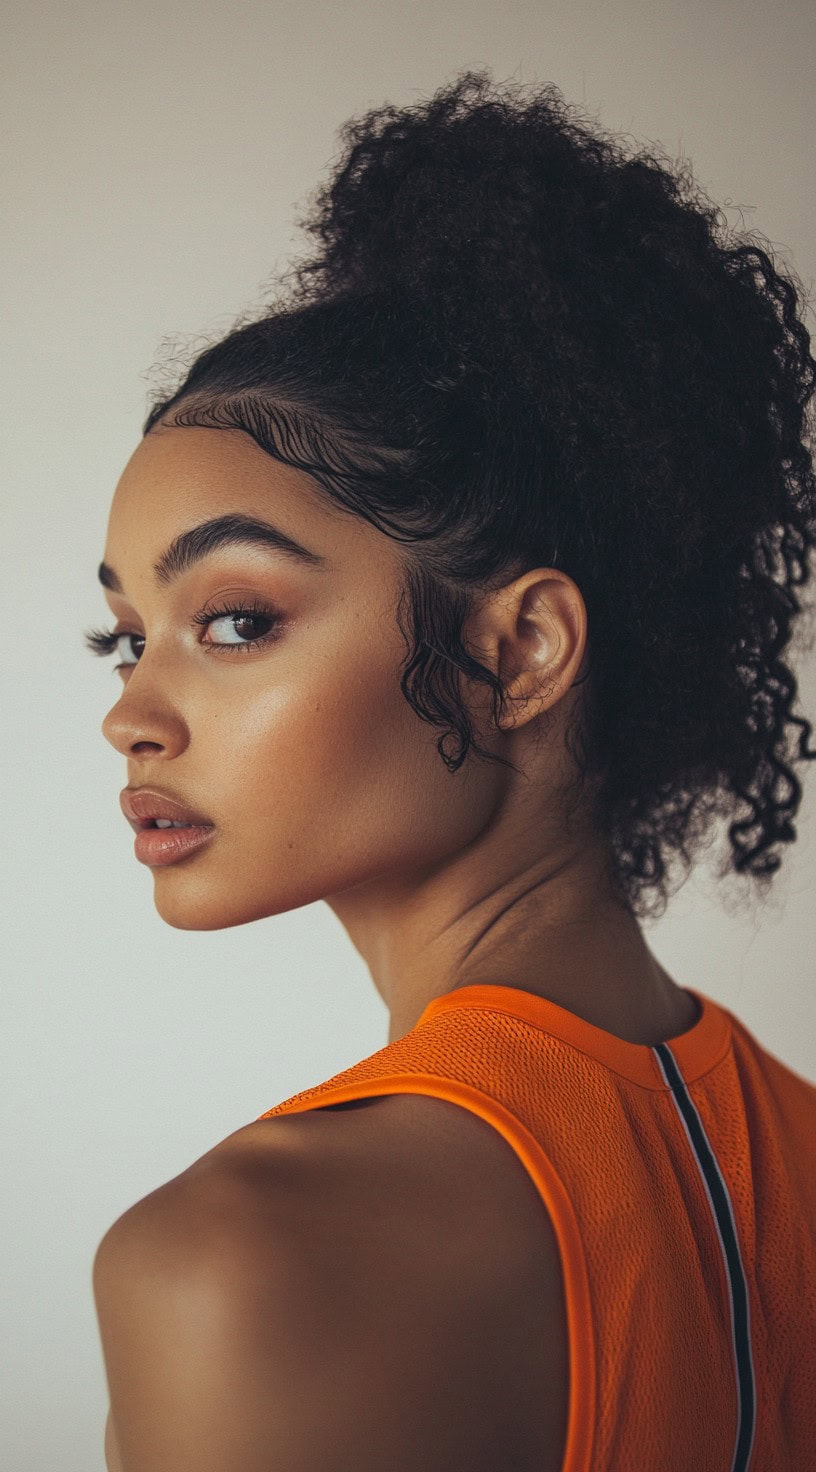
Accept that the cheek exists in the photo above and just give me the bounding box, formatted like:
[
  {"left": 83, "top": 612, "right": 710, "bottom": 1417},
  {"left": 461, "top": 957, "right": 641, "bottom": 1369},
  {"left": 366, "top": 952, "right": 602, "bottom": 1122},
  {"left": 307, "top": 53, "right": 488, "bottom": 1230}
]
[
  {"left": 150, "top": 631, "right": 505, "bottom": 932},
  {"left": 216, "top": 637, "right": 468, "bottom": 874}
]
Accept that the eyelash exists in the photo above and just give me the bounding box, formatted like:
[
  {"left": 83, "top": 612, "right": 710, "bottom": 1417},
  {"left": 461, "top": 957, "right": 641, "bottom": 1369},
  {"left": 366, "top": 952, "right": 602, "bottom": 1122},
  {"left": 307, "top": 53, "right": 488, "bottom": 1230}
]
[{"left": 83, "top": 597, "right": 284, "bottom": 670}]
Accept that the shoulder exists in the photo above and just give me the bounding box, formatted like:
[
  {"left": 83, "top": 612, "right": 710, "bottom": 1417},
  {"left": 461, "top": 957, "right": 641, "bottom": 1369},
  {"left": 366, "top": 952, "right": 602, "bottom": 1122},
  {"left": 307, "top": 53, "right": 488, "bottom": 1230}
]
[{"left": 94, "top": 1095, "right": 569, "bottom": 1472}]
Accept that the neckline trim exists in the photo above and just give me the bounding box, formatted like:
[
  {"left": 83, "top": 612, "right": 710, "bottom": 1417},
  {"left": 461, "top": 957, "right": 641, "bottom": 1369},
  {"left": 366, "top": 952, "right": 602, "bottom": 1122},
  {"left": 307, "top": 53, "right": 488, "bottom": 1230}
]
[{"left": 415, "top": 983, "right": 732, "bottom": 1089}]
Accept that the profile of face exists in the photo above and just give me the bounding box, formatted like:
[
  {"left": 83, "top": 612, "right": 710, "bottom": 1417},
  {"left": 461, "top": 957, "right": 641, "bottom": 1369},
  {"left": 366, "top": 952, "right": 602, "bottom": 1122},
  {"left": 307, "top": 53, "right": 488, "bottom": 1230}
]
[{"left": 97, "top": 424, "right": 587, "bottom": 939}]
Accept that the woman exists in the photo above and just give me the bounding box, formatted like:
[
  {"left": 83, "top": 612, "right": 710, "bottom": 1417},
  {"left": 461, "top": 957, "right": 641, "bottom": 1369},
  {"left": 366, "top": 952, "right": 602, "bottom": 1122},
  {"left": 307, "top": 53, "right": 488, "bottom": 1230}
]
[{"left": 88, "top": 70, "right": 816, "bottom": 1472}]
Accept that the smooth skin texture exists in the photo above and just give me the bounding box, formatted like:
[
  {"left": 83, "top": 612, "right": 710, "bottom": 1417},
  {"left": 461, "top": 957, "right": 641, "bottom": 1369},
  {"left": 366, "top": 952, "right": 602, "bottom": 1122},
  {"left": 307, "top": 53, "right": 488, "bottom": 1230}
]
[
  {"left": 93, "top": 423, "right": 701, "bottom": 1470},
  {"left": 95, "top": 1093, "right": 573, "bottom": 1472}
]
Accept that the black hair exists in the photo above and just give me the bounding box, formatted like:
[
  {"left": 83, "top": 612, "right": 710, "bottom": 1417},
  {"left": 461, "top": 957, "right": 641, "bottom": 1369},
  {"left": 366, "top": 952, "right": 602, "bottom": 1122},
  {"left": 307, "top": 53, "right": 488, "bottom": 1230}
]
[{"left": 141, "top": 68, "right": 816, "bottom": 922}]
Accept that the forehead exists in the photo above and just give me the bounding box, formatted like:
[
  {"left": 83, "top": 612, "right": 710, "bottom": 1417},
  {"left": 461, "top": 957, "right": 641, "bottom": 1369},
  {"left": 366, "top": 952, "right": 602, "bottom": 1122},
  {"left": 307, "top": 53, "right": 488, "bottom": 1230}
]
[{"left": 107, "top": 424, "right": 377, "bottom": 565}]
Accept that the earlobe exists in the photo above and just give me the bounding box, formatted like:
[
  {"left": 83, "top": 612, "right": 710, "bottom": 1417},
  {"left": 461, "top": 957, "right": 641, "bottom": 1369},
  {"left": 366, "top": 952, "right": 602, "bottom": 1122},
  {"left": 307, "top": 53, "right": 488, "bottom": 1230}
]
[{"left": 494, "top": 668, "right": 563, "bottom": 732}]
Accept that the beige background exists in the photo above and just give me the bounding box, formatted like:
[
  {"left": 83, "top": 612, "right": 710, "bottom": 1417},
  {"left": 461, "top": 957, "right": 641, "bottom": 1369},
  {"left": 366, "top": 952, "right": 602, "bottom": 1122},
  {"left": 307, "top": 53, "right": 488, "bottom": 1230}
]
[{"left": 2, "top": 1, "right": 815, "bottom": 1466}]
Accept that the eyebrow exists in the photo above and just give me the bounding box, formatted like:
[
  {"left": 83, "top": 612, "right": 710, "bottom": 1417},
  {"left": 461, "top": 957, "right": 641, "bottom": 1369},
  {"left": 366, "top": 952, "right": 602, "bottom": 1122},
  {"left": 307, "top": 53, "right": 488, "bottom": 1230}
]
[{"left": 97, "top": 513, "right": 329, "bottom": 594}]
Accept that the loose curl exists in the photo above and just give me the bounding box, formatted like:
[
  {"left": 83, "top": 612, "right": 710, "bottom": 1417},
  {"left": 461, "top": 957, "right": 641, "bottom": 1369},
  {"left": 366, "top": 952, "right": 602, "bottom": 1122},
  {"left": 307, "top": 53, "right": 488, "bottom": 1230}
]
[{"left": 141, "top": 68, "right": 816, "bottom": 921}]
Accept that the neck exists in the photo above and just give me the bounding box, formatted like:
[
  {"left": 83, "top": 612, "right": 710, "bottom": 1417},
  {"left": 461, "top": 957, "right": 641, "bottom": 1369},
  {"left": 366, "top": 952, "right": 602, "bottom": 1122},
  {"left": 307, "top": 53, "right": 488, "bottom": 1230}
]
[{"left": 326, "top": 826, "right": 687, "bottom": 1045}]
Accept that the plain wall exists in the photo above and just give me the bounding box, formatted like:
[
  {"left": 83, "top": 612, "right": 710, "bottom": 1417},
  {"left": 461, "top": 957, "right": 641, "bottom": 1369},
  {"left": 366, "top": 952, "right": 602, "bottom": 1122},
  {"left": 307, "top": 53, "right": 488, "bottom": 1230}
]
[{"left": 2, "top": 1, "right": 815, "bottom": 1466}]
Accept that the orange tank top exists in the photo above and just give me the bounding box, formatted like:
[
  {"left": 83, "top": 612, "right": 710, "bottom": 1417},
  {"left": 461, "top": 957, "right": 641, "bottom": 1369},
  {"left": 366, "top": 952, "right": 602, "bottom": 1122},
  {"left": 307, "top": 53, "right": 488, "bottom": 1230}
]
[{"left": 255, "top": 983, "right": 816, "bottom": 1472}]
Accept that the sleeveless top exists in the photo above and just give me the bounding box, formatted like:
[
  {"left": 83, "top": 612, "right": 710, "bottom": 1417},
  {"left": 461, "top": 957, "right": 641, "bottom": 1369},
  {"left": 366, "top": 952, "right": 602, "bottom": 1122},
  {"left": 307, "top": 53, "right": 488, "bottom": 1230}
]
[{"left": 255, "top": 983, "right": 816, "bottom": 1472}]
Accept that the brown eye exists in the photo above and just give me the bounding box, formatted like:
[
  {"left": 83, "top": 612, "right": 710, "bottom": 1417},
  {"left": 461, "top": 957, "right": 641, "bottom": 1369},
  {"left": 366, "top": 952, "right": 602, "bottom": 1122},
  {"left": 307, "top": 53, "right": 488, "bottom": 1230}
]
[{"left": 191, "top": 598, "right": 284, "bottom": 654}]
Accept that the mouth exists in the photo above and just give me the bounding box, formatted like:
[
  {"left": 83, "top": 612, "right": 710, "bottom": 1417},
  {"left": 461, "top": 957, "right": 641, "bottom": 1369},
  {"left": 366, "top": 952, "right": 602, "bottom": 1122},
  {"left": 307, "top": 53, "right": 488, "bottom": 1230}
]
[
  {"left": 120, "top": 787, "right": 215, "bottom": 833},
  {"left": 132, "top": 820, "right": 217, "bottom": 868},
  {"left": 127, "top": 814, "right": 216, "bottom": 835},
  {"left": 138, "top": 818, "right": 211, "bottom": 830}
]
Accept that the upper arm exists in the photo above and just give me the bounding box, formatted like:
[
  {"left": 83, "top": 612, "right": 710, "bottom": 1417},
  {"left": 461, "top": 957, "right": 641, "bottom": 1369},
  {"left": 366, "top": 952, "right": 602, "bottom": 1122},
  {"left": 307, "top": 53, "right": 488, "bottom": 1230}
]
[{"left": 92, "top": 1164, "right": 306, "bottom": 1472}]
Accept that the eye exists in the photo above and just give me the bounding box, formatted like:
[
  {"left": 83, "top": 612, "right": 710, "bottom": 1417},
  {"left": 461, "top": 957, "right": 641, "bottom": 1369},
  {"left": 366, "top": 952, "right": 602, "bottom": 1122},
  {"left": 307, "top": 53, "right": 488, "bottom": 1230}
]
[
  {"left": 192, "top": 598, "right": 285, "bottom": 654},
  {"left": 83, "top": 628, "right": 145, "bottom": 668},
  {"left": 83, "top": 597, "right": 284, "bottom": 670}
]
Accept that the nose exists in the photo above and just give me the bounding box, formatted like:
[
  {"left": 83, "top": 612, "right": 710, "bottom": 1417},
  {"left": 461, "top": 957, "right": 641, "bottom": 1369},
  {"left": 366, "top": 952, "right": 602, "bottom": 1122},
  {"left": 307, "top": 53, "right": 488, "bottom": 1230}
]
[{"left": 101, "top": 685, "right": 189, "bottom": 761}]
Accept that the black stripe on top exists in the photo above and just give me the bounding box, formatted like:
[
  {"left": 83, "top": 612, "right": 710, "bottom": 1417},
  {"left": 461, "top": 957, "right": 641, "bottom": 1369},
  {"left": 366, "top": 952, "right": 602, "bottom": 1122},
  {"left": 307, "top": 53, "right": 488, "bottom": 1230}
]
[{"left": 652, "top": 1041, "right": 756, "bottom": 1472}]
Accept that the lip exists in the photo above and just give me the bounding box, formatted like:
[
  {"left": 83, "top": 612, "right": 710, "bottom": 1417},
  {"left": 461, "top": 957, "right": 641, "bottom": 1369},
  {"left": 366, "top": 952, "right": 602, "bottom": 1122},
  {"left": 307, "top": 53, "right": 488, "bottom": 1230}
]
[
  {"left": 133, "top": 823, "right": 216, "bottom": 868},
  {"left": 120, "top": 786, "right": 215, "bottom": 833}
]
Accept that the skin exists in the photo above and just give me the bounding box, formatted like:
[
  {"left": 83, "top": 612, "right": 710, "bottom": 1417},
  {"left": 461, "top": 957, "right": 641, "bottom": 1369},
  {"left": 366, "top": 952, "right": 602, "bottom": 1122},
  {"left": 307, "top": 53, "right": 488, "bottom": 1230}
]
[
  {"left": 95, "top": 420, "right": 703, "bottom": 1470},
  {"left": 99, "top": 421, "right": 700, "bottom": 1047}
]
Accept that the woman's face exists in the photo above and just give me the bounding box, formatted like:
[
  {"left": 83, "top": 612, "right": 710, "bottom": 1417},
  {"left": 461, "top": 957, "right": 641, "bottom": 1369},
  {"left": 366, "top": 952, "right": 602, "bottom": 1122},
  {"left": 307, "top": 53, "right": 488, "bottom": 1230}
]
[{"left": 97, "top": 424, "right": 507, "bottom": 932}]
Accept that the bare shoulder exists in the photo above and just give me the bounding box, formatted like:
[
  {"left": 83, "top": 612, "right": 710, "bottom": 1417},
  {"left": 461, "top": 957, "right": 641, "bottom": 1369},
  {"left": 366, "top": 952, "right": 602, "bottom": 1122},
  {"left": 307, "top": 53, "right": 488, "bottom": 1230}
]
[
  {"left": 227, "top": 1095, "right": 570, "bottom": 1469},
  {"left": 95, "top": 1095, "right": 569, "bottom": 1472}
]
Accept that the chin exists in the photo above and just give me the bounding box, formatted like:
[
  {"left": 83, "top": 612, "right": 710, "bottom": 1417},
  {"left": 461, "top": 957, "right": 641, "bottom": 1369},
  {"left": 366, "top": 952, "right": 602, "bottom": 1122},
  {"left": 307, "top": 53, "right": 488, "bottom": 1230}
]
[
  {"left": 147, "top": 849, "right": 337, "bottom": 931},
  {"left": 150, "top": 883, "right": 258, "bottom": 932},
  {"left": 150, "top": 874, "right": 309, "bottom": 932}
]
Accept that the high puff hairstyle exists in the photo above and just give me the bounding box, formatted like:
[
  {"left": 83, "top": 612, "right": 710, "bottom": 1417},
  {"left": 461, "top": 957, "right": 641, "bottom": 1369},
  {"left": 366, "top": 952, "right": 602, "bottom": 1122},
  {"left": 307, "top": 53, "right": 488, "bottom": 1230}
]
[{"left": 142, "top": 69, "right": 816, "bottom": 922}]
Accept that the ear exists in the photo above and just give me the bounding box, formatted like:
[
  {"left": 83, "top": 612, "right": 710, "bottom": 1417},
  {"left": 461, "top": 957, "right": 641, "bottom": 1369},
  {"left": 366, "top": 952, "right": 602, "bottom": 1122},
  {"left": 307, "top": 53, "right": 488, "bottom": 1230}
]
[{"left": 463, "top": 568, "right": 589, "bottom": 734}]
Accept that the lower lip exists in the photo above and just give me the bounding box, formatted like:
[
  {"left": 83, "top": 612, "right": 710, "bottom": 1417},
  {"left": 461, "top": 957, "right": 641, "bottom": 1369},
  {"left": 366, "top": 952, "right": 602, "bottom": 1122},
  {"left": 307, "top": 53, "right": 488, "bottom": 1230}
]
[{"left": 133, "top": 825, "right": 216, "bottom": 867}]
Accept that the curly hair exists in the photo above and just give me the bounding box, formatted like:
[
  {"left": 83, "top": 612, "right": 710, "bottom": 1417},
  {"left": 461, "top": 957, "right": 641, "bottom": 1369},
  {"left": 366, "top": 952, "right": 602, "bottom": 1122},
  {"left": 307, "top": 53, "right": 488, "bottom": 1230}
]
[{"left": 141, "top": 68, "right": 816, "bottom": 922}]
